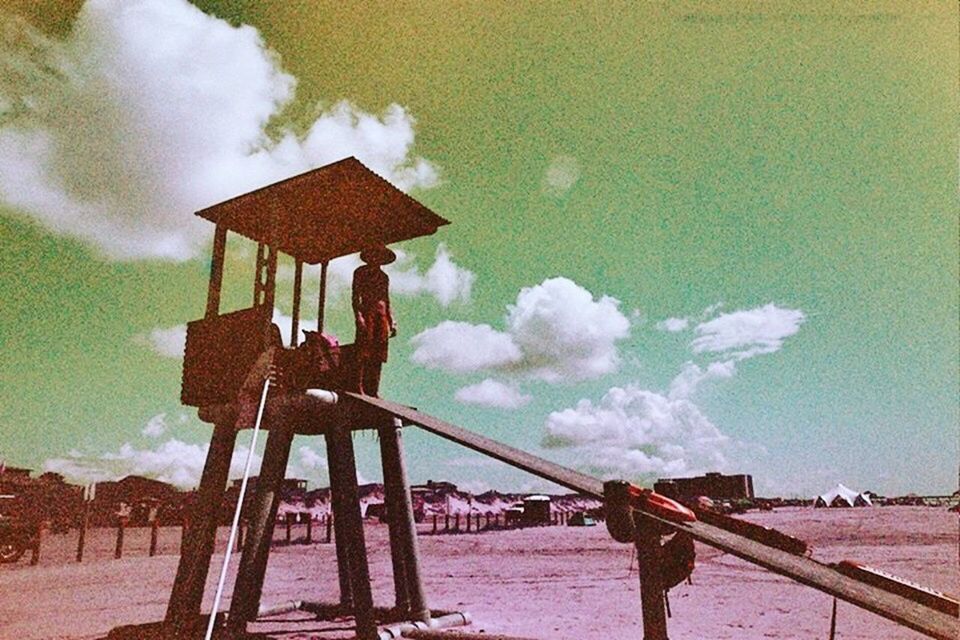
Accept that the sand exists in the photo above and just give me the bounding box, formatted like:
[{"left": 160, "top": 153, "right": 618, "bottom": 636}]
[{"left": 0, "top": 506, "right": 956, "bottom": 640}]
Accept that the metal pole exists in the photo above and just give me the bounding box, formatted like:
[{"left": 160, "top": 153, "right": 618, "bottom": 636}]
[
  {"left": 380, "top": 419, "right": 430, "bottom": 622},
  {"left": 205, "top": 225, "right": 227, "bottom": 318},
  {"left": 318, "top": 261, "right": 329, "bottom": 333},
  {"left": 291, "top": 259, "right": 303, "bottom": 347},
  {"left": 165, "top": 422, "right": 238, "bottom": 635},
  {"left": 632, "top": 512, "right": 669, "bottom": 640}
]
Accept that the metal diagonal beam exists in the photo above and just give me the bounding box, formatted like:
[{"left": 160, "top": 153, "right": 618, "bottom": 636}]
[{"left": 345, "top": 393, "right": 958, "bottom": 640}]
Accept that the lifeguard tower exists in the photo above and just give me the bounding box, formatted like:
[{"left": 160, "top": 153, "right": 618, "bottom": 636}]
[
  {"left": 164, "top": 157, "right": 449, "bottom": 639},
  {"left": 143, "top": 158, "right": 955, "bottom": 640}
]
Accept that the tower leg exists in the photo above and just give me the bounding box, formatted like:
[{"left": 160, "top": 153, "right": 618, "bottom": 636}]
[
  {"left": 633, "top": 512, "right": 670, "bottom": 640},
  {"left": 165, "top": 423, "right": 237, "bottom": 637},
  {"left": 326, "top": 431, "right": 354, "bottom": 609},
  {"left": 227, "top": 424, "right": 294, "bottom": 631},
  {"left": 379, "top": 419, "right": 430, "bottom": 622},
  {"left": 329, "top": 426, "right": 378, "bottom": 640},
  {"left": 380, "top": 423, "right": 409, "bottom": 614}
]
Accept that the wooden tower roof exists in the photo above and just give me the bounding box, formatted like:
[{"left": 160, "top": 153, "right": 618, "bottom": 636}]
[{"left": 196, "top": 157, "right": 449, "bottom": 264}]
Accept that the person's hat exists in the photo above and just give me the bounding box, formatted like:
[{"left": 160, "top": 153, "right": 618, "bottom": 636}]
[{"left": 360, "top": 245, "right": 396, "bottom": 265}]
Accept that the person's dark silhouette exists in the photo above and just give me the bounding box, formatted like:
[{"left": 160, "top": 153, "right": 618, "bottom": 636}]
[{"left": 352, "top": 245, "right": 396, "bottom": 395}]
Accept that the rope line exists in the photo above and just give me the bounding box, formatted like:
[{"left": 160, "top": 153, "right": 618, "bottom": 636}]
[{"left": 204, "top": 377, "right": 271, "bottom": 640}]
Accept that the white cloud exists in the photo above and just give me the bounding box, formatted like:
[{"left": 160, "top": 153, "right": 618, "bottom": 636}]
[
  {"left": 410, "top": 277, "right": 634, "bottom": 421},
  {"left": 691, "top": 303, "right": 805, "bottom": 360},
  {"left": 136, "top": 324, "right": 187, "bottom": 358},
  {"left": 656, "top": 317, "right": 689, "bottom": 332},
  {"left": 410, "top": 321, "right": 522, "bottom": 372},
  {"left": 542, "top": 385, "right": 731, "bottom": 481},
  {"left": 40, "top": 434, "right": 333, "bottom": 491},
  {"left": 387, "top": 243, "right": 474, "bottom": 307},
  {"left": 410, "top": 277, "right": 630, "bottom": 383},
  {"left": 141, "top": 413, "right": 168, "bottom": 438},
  {"left": 543, "top": 155, "right": 580, "bottom": 196},
  {"left": 454, "top": 379, "right": 532, "bottom": 409},
  {"left": 0, "top": 0, "right": 437, "bottom": 261},
  {"left": 667, "top": 360, "right": 737, "bottom": 400},
  {"left": 506, "top": 278, "right": 631, "bottom": 382}
]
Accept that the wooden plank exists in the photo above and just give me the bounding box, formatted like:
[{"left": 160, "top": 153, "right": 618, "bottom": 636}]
[
  {"left": 346, "top": 393, "right": 958, "bottom": 640},
  {"left": 343, "top": 394, "right": 603, "bottom": 497}
]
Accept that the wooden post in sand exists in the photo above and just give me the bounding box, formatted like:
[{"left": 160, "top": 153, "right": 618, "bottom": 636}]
[
  {"left": 325, "top": 514, "right": 333, "bottom": 544},
  {"left": 379, "top": 418, "right": 430, "bottom": 622},
  {"left": 632, "top": 511, "right": 669, "bottom": 640},
  {"left": 165, "top": 422, "right": 238, "bottom": 636},
  {"left": 228, "top": 424, "right": 295, "bottom": 630},
  {"left": 305, "top": 515, "right": 313, "bottom": 543},
  {"left": 30, "top": 525, "right": 42, "bottom": 565},
  {"left": 76, "top": 499, "right": 89, "bottom": 562},
  {"left": 114, "top": 516, "right": 126, "bottom": 559},
  {"left": 149, "top": 519, "right": 160, "bottom": 557}
]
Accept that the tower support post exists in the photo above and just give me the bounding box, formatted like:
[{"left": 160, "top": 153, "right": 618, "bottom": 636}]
[
  {"left": 379, "top": 418, "right": 430, "bottom": 622},
  {"left": 227, "top": 423, "right": 295, "bottom": 631},
  {"left": 328, "top": 425, "right": 378, "bottom": 640},
  {"left": 326, "top": 430, "right": 354, "bottom": 608},
  {"left": 165, "top": 422, "right": 237, "bottom": 637}
]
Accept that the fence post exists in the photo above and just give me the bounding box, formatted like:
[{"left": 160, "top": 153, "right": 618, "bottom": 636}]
[
  {"left": 115, "top": 516, "right": 126, "bottom": 559},
  {"left": 325, "top": 514, "right": 333, "bottom": 544},
  {"left": 432, "top": 515, "right": 438, "bottom": 534},
  {"left": 30, "top": 524, "right": 43, "bottom": 566},
  {"left": 76, "top": 501, "right": 89, "bottom": 562},
  {"left": 149, "top": 519, "right": 160, "bottom": 557},
  {"left": 306, "top": 515, "right": 313, "bottom": 544}
]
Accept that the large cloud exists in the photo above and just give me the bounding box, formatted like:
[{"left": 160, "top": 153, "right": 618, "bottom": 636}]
[
  {"left": 410, "top": 277, "right": 630, "bottom": 383},
  {"left": 0, "top": 0, "right": 437, "bottom": 261},
  {"left": 691, "top": 304, "right": 805, "bottom": 360},
  {"left": 543, "top": 385, "right": 731, "bottom": 480}
]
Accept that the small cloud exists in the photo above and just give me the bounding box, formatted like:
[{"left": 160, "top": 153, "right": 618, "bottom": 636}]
[
  {"left": 656, "top": 317, "right": 689, "bottom": 332},
  {"left": 388, "top": 243, "right": 474, "bottom": 306},
  {"left": 454, "top": 379, "right": 532, "bottom": 409},
  {"left": 136, "top": 325, "right": 186, "bottom": 358},
  {"left": 410, "top": 322, "right": 522, "bottom": 372},
  {"left": 667, "top": 360, "right": 737, "bottom": 400},
  {"left": 141, "top": 413, "right": 168, "bottom": 438},
  {"left": 691, "top": 303, "right": 805, "bottom": 360},
  {"left": 543, "top": 155, "right": 580, "bottom": 196}
]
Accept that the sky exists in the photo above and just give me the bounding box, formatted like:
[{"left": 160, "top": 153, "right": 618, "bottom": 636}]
[{"left": 0, "top": 0, "right": 956, "bottom": 497}]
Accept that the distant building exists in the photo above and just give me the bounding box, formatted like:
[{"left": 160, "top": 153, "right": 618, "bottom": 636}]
[
  {"left": 410, "top": 480, "right": 458, "bottom": 495},
  {"left": 521, "top": 495, "right": 551, "bottom": 525},
  {"left": 655, "top": 472, "right": 754, "bottom": 500}
]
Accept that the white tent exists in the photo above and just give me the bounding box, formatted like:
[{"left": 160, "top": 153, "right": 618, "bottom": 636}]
[{"left": 814, "top": 483, "right": 872, "bottom": 508}]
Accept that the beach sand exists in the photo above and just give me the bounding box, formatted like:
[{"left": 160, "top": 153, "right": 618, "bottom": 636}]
[{"left": 0, "top": 506, "right": 956, "bottom": 639}]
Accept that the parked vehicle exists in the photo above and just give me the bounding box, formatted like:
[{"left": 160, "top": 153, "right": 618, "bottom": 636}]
[{"left": 0, "top": 495, "right": 38, "bottom": 564}]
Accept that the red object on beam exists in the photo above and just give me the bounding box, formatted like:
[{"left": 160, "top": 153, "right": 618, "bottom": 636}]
[{"left": 627, "top": 485, "right": 697, "bottom": 523}]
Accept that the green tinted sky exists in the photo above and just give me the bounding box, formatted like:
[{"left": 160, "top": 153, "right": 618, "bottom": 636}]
[{"left": 0, "top": 1, "right": 956, "bottom": 496}]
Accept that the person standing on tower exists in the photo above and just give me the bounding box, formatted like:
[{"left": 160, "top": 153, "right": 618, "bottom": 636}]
[{"left": 352, "top": 244, "right": 397, "bottom": 396}]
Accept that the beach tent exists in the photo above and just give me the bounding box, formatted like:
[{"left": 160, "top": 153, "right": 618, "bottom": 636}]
[{"left": 814, "top": 483, "right": 872, "bottom": 508}]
